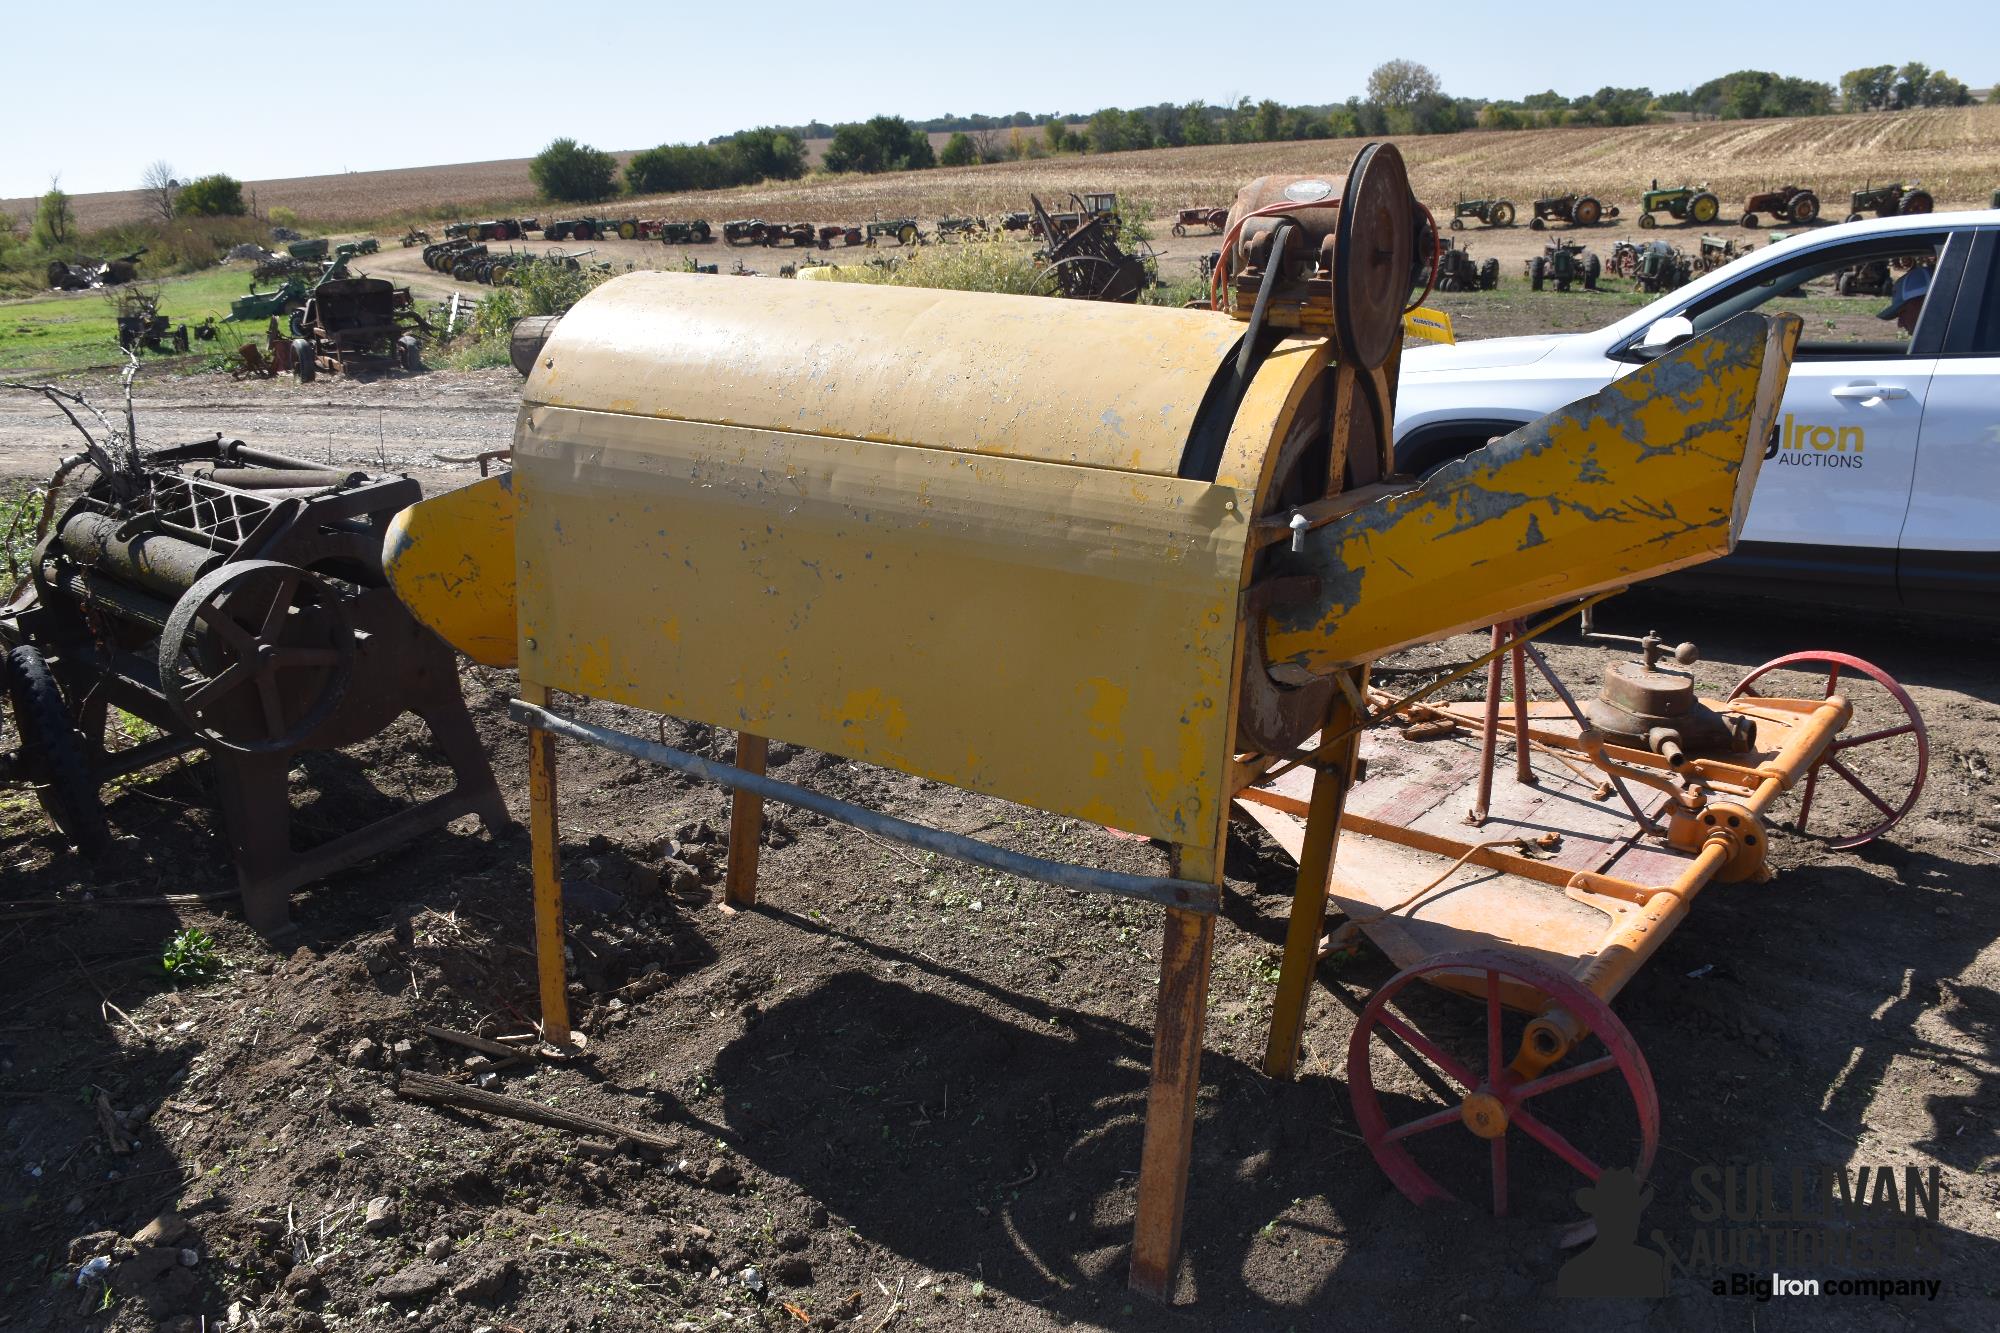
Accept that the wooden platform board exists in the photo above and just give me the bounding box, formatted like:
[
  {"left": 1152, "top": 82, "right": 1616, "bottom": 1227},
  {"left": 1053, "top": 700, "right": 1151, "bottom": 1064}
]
[{"left": 1238, "top": 724, "right": 1695, "bottom": 977}]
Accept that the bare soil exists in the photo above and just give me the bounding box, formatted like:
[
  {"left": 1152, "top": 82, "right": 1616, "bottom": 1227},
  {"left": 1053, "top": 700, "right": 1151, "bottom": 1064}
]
[{"left": 1, "top": 367, "right": 1997, "bottom": 1333}]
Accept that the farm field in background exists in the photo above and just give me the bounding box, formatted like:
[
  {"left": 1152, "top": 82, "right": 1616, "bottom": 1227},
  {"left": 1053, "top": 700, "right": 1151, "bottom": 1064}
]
[{"left": 8, "top": 107, "right": 1999, "bottom": 235}]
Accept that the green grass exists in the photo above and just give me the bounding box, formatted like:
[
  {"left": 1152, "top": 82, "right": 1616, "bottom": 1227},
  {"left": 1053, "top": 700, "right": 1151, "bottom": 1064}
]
[
  {"left": 1, "top": 484, "right": 39, "bottom": 587},
  {"left": 0, "top": 266, "right": 262, "bottom": 375}
]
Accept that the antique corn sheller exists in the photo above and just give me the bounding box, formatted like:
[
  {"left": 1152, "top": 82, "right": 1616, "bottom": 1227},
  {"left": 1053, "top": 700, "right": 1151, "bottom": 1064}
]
[
  {"left": 1, "top": 437, "right": 508, "bottom": 930},
  {"left": 383, "top": 144, "right": 1798, "bottom": 1300}
]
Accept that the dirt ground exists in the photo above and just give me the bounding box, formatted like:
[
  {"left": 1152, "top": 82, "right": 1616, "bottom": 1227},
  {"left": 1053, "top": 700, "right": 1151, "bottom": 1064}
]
[{"left": 1, "top": 350, "right": 1998, "bottom": 1333}]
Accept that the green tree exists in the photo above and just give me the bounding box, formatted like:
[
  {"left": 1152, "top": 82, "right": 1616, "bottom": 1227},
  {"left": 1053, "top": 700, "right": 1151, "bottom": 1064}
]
[
  {"left": 939, "top": 132, "right": 977, "bottom": 167},
  {"left": 1841, "top": 65, "right": 1896, "bottom": 111},
  {"left": 531, "top": 138, "right": 619, "bottom": 202},
  {"left": 1891, "top": 63, "right": 1930, "bottom": 109},
  {"left": 626, "top": 144, "right": 725, "bottom": 195},
  {"left": 1367, "top": 59, "right": 1442, "bottom": 109},
  {"left": 1043, "top": 121, "right": 1069, "bottom": 154},
  {"left": 1224, "top": 97, "right": 1256, "bottom": 143},
  {"left": 175, "top": 173, "right": 247, "bottom": 216},
  {"left": 718, "top": 127, "right": 807, "bottom": 182},
  {"left": 31, "top": 181, "right": 73, "bottom": 248},
  {"left": 824, "top": 116, "right": 935, "bottom": 173},
  {"left": 1917, "top": 70, "right": 1974, "bottom": 106},
  {"left": 1086, "top": 108, "right": 1152, "bottom": 153},
  {"left": 1254, "top": 99, "right": 1284, "bottom": 142},
  {"left": 1180, "top": 101, "right": 1214, "bottom": 146}
]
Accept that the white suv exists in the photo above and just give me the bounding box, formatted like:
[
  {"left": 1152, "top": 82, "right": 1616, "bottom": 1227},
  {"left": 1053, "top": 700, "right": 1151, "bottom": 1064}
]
[{"left": 1395, "top": 211, "right": 2000, "bottom": 613}]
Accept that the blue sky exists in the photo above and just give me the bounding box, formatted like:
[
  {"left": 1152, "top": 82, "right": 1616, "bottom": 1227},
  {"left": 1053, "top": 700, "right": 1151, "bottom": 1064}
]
[{"left": 6, "top": 0, "right": 1996, "bottom": 198}]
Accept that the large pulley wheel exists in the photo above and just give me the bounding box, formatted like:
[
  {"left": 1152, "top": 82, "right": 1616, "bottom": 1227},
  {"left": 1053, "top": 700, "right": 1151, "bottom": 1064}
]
[
  {"left": 159, "top": 560, "right": 356, "bottom": 755},
  {"left": 1349, "top": 950, "right": 1659, "bottom": 1217},
  {"left": 1729, "top": 651, "right": 1927, "bottom": 848},
  {"left": 5, "top": 644, "right": 109, "bottom": 854},
  {"left": 1333, "top": 142, "right": 1414, "bottom": 371}
]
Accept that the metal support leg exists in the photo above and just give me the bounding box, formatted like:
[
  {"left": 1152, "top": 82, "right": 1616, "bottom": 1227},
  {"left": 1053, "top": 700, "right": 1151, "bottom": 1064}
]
[
  {"left": 212, "top": 751, "right": 294, "bottom": 936},
  {"left": 1510, "top": 621, "right": 1536, "bottom": 786},
  {"left": 1265, "top": 674, "right": 1366, "bottom": 1079},
  {"left": 1128, "top": 843, "right": 1220, "bottom": 1304},
  {"left": 522, "top": 681, "right": 571, "bottom": 1041},
  {"left": 723, "top": 732, "right": 768, "bottom": 912},
  {"left": 1468, "top": 625, "right": 1506, "bottom": 825}
]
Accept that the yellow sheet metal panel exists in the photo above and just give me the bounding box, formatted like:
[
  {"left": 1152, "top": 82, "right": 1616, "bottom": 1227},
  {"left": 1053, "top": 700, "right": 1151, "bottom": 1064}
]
[
  {"left": 1264, "top": 312, "right": 1799, "bottom": 673},
  {"left": 515, "top": 406, "right": 1258, "bottom": 843},
  {"left": 381, "top": 468, "right": 520, "bottom": 668},
  {"left": 526, "top": 271, "right": 1244, "bottom": 477}
]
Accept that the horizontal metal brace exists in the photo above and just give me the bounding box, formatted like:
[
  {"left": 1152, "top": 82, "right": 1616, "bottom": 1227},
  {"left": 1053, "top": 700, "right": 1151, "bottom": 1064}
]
[{"left": 508, "top": 700, "right": 1220, "bottom": 916}]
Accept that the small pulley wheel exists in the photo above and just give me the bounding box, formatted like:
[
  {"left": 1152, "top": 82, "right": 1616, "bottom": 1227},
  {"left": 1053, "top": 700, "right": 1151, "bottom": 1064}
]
[
  {"left": 1333, "top": 142, "right": 1414, "bottom": 371},
  {"left": 159, "top": 559, "right": 356, "bottom": 755}
]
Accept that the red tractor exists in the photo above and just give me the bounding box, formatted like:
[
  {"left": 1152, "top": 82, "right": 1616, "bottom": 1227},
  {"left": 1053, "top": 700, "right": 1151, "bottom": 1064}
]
[{"left": 1740, "top": 185, "right": 1821, "bottom": 228}]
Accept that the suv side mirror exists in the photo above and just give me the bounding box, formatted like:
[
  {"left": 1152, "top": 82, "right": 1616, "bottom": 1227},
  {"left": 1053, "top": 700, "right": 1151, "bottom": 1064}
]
[{"left": 1637, "top": 314, "right": 1694, "bottom": 355}]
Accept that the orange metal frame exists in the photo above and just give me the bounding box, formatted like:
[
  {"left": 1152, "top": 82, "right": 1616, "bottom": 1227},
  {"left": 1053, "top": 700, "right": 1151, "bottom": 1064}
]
[{"left": 1242, "top": 628, "right": 1851, "bottom": 1081}]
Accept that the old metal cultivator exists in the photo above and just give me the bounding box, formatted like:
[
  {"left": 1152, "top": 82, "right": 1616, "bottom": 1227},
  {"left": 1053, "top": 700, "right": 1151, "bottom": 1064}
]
[{"left": 0, "top": 439, "right": 508, "bottom": 930}]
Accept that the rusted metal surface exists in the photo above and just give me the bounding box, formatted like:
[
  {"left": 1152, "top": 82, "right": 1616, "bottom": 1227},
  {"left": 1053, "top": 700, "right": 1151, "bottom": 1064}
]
[
  {"left": 0, "top": 438, "right": 508, "bottom": 931},
  {"left": 1031, "top": 194, "right": 1149, "bottom": 302}
]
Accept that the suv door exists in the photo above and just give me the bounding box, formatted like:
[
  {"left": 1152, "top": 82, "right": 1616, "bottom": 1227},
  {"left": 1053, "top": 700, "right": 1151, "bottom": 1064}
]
[
  {"left": 1617, "top": 229, "right": 1968, "bottom": 605},
  {"left": 1898, "top": 228, "right": 2000, "bottom": 613}
]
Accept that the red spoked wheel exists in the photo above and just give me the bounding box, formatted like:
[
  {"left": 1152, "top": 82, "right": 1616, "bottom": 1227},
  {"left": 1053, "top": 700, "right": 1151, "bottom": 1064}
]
[
  {"left": 1730, "top": 651, "right": 1927, "bottom": 849},
  {"left": 1348, "top": 950, "right": 1658, "bottom": 1216}
]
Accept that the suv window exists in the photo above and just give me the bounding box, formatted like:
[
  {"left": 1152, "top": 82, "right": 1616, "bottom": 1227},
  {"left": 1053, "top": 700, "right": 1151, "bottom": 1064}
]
[
  {"left": 1946, "top": 230, "right": 2000, "bottom": 355},
  {"left": 1682, "top": 232, "right": 1957, "bottom": 359}
]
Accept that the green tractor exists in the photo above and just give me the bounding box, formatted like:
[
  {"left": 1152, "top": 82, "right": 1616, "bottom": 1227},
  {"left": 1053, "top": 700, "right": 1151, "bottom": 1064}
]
[
  {"left": 1845, "top": 181, "right": 1933, "bottom": 223},
  {"left": 864, "top": 217, "right": 924, "bottom": 247},
  {"left": 1447, "top": 196, "right": 1517, "bottom": 229},
  {"left": 1636, "top": 180, "right": 1722, "bottom": 229},
  {"left": 1633, "top": 241, "right": 1693, "bottom": 294},
  {"left": 228, "top": 275, "right": 309, "bottom": 323},
  {"left": 1433, "top": 238, "right": 1500, "bottom": 291},
  {"left": 1527, "top": 239, "right": 1601, "bottom": 292}
]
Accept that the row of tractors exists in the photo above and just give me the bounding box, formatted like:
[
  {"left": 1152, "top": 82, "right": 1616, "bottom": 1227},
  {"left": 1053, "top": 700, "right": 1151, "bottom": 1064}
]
[
  {"left": 418, "top": 239, "right": 607, "bottom": 286},
  {"left": 1450, "top": 180, "right": 1937, "bottom": 232},
  {"left": 418, "top": 195, "right": 1134, "bottom": 260}
]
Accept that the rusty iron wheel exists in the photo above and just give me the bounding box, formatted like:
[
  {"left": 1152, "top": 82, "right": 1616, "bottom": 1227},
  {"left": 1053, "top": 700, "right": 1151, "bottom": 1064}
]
[
  {"left": 1348, "top": 950, "right": 1659, "bottom": 1216},
  {"left": 159, "top": 560, "right": 356, "bottom": 755},
  {"left": 1730, "top": 652, "right": 1928, "bottom": 849}
]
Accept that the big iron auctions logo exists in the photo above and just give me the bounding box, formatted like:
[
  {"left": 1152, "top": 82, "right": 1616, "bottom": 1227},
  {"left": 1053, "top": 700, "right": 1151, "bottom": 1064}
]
[
  {"left": 1560, "top": 1161, "right": 1947, "bottom": 1301},
  {"left": 1764, "top": 414, "right": 1866, "bottom": 470}
]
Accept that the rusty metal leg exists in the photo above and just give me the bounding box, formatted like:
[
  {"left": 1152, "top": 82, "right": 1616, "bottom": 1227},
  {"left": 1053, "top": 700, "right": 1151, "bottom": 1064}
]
[
  {"left": 723, "top": 732, "right": 768, "bottom": 911},
  {"left": 210, "top": 751, "right": 295, "bottom": 936},
  {"left": 1129, "top": 843, "right": 1219, "bottom": 1304},
  {"left": 522, "top": 682, "right": 570, "bottom": 1042},
  {"left": 1510, "top": 621, "right": 1536, "bottom": 786},
  {"left": 415, "top": 676, "right": 512, "bottom": 833},
  {"left": 1265, "top": 674, "right": 1366, "bottom": 1079},
  {"left": 1468, "top": 625, "right": 1506, "bottom": 824}
]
